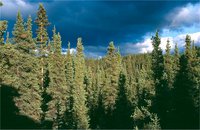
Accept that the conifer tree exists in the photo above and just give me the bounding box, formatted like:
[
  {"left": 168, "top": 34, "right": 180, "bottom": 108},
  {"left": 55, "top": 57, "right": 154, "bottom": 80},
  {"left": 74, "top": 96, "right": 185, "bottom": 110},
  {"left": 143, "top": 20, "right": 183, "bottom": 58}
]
[
  {"left": 0, "top": 42, "right": 42, "bottom": 122},
  {"left": 35, "top": 3, "right": 50, "bottom": 47},
  {"left": 0, "top": 20, "right": 8, "bottom": 45},
  {"left": 12, "top": 11, "right": 25, "bottom": 44},
  {"left": 25, "top": 15, "right": 35, "bottom": 50},
  {"left": 164, "top": 39, "right": 173, "bottom": 88},
  {"left": 173, "top": 35, "right": 200, "bottom": 128},
  {"left": 13, "top": 12, "right": 33, "bottom": 53},
  {"left": 84, "top": 66, "right": 93, "bottom": 107},
  {"left": 90, "top": 65, "right": 104, "bottom": 128},
  {"left": 64, "top": 42, "right": 75, "bottom": 128},
  {"left": 46, "top": 30, "right": 67, "bottom": 129},
  {"left": 35, "top": 5, "right": 50, "bottom": 113},
  {"left": 144, "top": 114, "right": 161, "bottom": 129},
  {"left": 84, "top": 66, "right": 101, "bottom": 128},
  {"left": 151, "top": 31, "right": 166, "bottom": 128},
  {"left": 14, "top": 54, "right": 42, "bottom": 122},
  {"left": 102, "top": 41, "right": 120, "bottom": 111},
  {"left": 132, "top": 68, "right": 156, "bottom": 129},
  {"left": 72, "top": 37, "right": 89, "bottom": 129},
  {"left": 173, "top": 43, "right": 180, "bottom": 74},
  {"left": 151, "top": 31, "right": 164, "bottom": 81},
  {"left": 66, "top": 42, "right": 74, "bottom": 88},
  {"left": 112, "top": 70, "right": 132, "bottom": 129}
]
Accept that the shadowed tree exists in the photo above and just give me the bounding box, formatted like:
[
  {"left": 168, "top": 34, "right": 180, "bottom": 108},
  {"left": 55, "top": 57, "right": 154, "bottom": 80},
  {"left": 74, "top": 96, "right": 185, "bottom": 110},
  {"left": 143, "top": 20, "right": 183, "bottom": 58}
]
[
  {"left": 151, "top": 31, "right": 167, "bottom": 128},
  {"left": 173, "top": 35, "right": 200, "bottom": 129},
  {"left": 112, "top": 70, "right": 132, "bottom": 129},
  {"left": 0, "top": 84, "right": 41, "bottom": 129},
  {"left": 0, "top": 42, "right": 42, "bottom": 122}
]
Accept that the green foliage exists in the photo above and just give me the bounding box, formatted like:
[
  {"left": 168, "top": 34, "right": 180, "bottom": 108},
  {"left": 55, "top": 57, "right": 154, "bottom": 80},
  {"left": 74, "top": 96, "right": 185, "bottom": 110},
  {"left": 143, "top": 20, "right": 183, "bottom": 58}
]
[
  {"left": 72, "top": 38, "right": 90, "bottom": 129},
  {"left": 12, "top": 11, "right": 25, "bottom": 44},
  {"left": 173, "top": 43, "right": 180, "bottom": 74},
  {"left": 172, "top": 35, "right": 200, "bottom": 128},
  {"left": 151, "top": 31, "right": 164, "bottom": 81},
  {"left": 151, "top": 31, "right": 169, "bottom": 128},
  {"left": 35, "top": 3, "right": 50, "bottom": 46},
  {"left": 132, "top": 68, "right": 155, "bottom": 129},
  {"left": 164, "top": 39, "right": 174, "bottom": 88},
  {"left": 102, "top": 41, "right": 121, "bottom": 111},
  {"left": 0, "top": 43, "right": 42, "bottom": 122},
  {"left": 0, "top": 20, "right": 8, "bottom": 45},
  {"left": 144, "top": 114, "right": 161, "bottom": 129},
  {"left": 25, "top": 15, "right": 35, "bottom": 50},
  {"left": 64, "top": 42, "right": 75, "bottom": 128},
  {"left": 45, "top": 32, "right": 67, "bottom": 129},
  {"left": 1, "top": 4, "right": 199, "bottom": 130}
]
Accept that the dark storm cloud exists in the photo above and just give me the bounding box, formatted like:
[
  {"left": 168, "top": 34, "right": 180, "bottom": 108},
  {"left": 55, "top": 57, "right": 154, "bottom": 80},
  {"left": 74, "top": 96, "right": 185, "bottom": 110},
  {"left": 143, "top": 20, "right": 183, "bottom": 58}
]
[
  {"left": 42, "top": 0, "right": 198, "bottom": 47},
  {"left": 1, "top": 0, "right": 199, "bottom": 57}
]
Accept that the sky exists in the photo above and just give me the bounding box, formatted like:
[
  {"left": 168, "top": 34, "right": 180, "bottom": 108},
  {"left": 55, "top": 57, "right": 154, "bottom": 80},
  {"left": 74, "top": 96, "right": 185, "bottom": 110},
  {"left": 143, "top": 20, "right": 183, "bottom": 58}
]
[{"left": 1, "top": 0, "right": 200, "bottom": 58}]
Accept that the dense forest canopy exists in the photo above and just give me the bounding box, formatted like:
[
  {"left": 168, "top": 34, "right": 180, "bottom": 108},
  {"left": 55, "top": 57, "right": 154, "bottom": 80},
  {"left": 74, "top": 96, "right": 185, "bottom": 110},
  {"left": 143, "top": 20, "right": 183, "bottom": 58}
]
[{"left": 0, "top": 3, "right": 200, "bottom": 129}]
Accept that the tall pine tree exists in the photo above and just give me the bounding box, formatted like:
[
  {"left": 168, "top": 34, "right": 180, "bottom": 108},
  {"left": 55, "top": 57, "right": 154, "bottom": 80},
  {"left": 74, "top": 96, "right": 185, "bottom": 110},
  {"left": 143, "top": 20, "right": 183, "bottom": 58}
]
[
  {"left": 103, "top": 41, "right": 120, "bottom": 111},
  {"left": 173, "top": 35, "right": 200, "bottom": 128},
  {"left": 151, "top": 31, "right": 166, "bottom": 128},
  {"left": 35, "top": 3, "right": 50, "bottom": 47},
  {"left": 72, "top": 37, "right": 89, "bottom": 129},
  {"left": 64, "top": 42, "right": 75, "bottom": 128},
  {"left": 46, "top": 29, "right": 67, "bottom": 129},
  {"left": 12, "top": 11, "right": 25, "bottom": 44}
]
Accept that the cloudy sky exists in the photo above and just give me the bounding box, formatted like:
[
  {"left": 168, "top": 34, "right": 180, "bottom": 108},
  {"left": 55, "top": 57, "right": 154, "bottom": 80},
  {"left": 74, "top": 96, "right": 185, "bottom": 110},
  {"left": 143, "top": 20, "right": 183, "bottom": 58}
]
[{"left": 1, "top": 0, "right": 200, "bottom": 58}]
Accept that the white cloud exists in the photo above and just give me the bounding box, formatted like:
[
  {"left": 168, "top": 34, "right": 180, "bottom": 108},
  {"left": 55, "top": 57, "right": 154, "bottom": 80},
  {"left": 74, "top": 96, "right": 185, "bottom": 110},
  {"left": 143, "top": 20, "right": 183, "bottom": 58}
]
[
  {"left": 167, "top": 3, "right": 200, "bottom": 27},
  {"left": 61, "top": 48, "right": 76, "bottom": 55},
  {"left": 1, "top": 0, "right": 38, "bottom": 19},
  {"left": 122, "top": 32, "right": 200, "bottom": 54}
]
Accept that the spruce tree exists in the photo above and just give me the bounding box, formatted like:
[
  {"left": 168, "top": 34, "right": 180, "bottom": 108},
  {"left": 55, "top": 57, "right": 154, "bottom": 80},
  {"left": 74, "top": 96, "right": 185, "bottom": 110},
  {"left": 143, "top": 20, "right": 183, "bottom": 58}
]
[
  {"left": 151, "top": 31, "right": 166, "bottom": 128},
  {"left": 84, "top": 66, "right": 94, "bottom": 108},
  {"left": 132, "top": 68, "right": 157, "bottom": 129},
  {"left": 12, "top": 11, "right": 25, "bottom": 44},
  {"left": 46, "top": 30, "right": 67, "bottom": 129},
  {"left": 35, "top": 5, "right": 50, "bottom": 118},
  {"left": 103, "top": 41, "right": 120, "bottom": 111},
  {"left": 173, "top": 43, "right": 180, "bottom": 74},
  {"left": 0, "top": 42, "right": 42, "bottom": 122},
  {"left": 35, "top": 3, "right": 50, "bottom": 47},
  {"left": 164, "top": 39, "right": 173, "bottom": 88},
  {"left": 72, "top": 37, "right": 89, "bottom": 129},
  {"left": 151, "top": 31, "right": 164, "bottom": 81},
  {"left": 99, "top": 42, "right": 121, "bottom": 128},
  {"left": 25, "top": 15, "right": 35, "bottom": 50},
  {"left": 64, "top": 42, "right": 75, "bottom": 128},
  {"left": 112, "top": 70, "right": 132, "bottom": 129},
  {"left": 84, "top": 66, "right": 101, "bottom": 128},
  {"left": 173, "top": 35, "right": 200, "bottom": 128},
  {"left": 0, "top": 20, "right": 8, "bottom": 45},
  {"left": 13, "top": 12, "right": 33, "bottom": 53},
  {"left": 91, "top": 65, "right": 104, "bottom": 128}
]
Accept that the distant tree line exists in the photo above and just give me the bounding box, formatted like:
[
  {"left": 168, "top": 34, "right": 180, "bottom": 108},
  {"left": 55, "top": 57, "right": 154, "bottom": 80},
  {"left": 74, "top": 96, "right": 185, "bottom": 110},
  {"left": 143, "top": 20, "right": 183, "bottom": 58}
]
[{"left": 0, "top": 4, "right": 199, "bottom": 129}]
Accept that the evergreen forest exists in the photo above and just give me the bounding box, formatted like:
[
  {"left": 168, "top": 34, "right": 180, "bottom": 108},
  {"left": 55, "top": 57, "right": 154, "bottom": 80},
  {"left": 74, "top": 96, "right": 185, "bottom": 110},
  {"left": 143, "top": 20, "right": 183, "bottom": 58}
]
[{"left": 0, "top": 3, "right": 200, "bottom": 129}]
